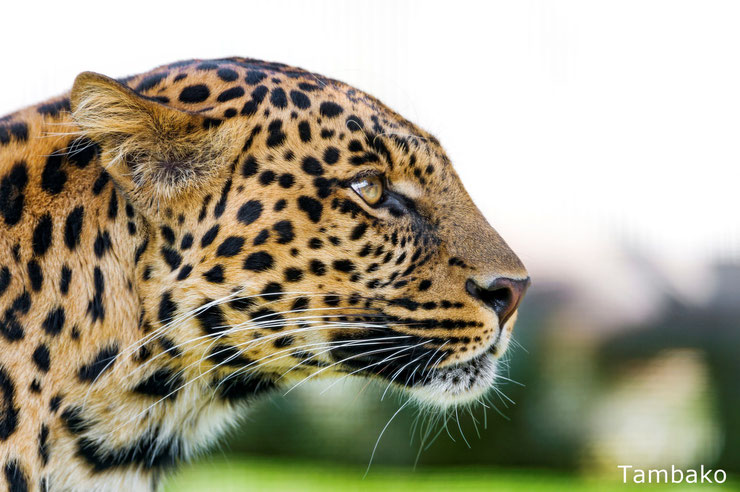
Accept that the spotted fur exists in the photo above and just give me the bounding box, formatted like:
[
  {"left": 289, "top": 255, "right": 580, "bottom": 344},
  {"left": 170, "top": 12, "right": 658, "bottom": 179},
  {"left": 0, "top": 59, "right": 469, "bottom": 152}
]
[{"left": 0, "top": 57, "right": 528, "bottom": 491}]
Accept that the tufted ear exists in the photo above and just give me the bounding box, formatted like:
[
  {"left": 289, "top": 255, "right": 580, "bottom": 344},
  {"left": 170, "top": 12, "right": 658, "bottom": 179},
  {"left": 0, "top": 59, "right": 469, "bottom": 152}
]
[{"left": 70, "top": 72, "right": 240, "bottom": 212}]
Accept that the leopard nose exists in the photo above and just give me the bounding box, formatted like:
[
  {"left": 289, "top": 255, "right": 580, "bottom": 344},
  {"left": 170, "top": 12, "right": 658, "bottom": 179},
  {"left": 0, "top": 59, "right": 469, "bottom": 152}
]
[{"left": 465, "top": 276, "right": 531, "bottom": 326}]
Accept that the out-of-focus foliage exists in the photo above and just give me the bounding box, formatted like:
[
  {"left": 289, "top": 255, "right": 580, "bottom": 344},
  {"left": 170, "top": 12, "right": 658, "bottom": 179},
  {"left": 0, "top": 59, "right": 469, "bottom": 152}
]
[{"left": 164, "top": 458, "right": 739, "bottom": 491}]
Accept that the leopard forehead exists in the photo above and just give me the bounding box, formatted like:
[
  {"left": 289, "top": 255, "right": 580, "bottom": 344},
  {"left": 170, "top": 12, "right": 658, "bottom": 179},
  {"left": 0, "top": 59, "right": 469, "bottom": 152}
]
[{"left": 123, "top": 57, "right": 452, "bottom": 187}]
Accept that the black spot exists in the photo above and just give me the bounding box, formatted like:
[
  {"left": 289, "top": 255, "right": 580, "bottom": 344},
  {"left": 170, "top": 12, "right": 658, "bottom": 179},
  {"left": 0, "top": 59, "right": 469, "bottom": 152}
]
[
  {"left": 298, "top": 121, "right": 311, "bottom": 142},
  {"left": 273, "top": 220, "right": 294, "bottom": 244},
  {"left": 217, "top": 86, "right": 245, "bottom": 102},
  {"left": 0, "top": 162, "right": 28, "bottom": 226},
  {"left": 160, "top": 226, "right": 175, "bottom": 245},
  {"left": 38, "top": 98, "right": 70, "bottom": 117},
  {"left": 253, "top": 229, "right": 269, "bottom": 245},
  {"left": 278, "top": 173, "right": 295, "bottom": 188},
  {"left": 135, "top": 73, "right": 167, "bottom": 92},
  {"left": 345, "top": 115, "right": 364, "bottom": 132},
  {"left": 161, "top": 246, "right": 182, "bottom": 270},
  {"left": 59, "top": 265, "right": 72, "bottom": 294},
  {"left": 176, "top": 264, "right": 193, "bottom": 281},
  {"left": 0, "top": 366, "right": 19, "bottom": 440},
  {"left": 350, "top": 223, "right": 367, "bottom": 241},
  {"left": 333, "top": 259, "right": 356, "bottom": 273},
  {"left": 245, "top": 70, "right": 267, "bottom": 85},
  {"left": 41, "top": 155, "right": 66, "bottom": 195},
  {"left": 9, "top": 123, "right": 28, "bottom": 142},
  {"left": 78, "top": 344, "right": 118, "bottom": 382},
  {"left": 302, "top": 156, "right": 324, "bottom": 176},
  {"left": 274, "top": 336, "right": 294, "bottom": 348},
  {"left": 0, "top": 267, "right": 10, "bottom": 297},
  {"left": 260, "top": 283, "right": 284, "bottom": 301},
  {"left": 0, "top": 123, "right": 27, "bottom": 145},
  {"left": 298, "top": 196, "right": 323, "bottom": 222},
  {"left": 241, "top": 155, "right": 259, "bottom": 177},
  {"left": 291, "top": 297, "right": 310, "bottom": 311},
  {"left": 207, "top": 344, "right": 250, "bottom": 367},
  {"left": 323, "top": 147, "right": 340, "bottom": 165},
  {"left": 87, "top": 267, "right": 105, "bottom": 323},
  {"left": 10, "top": 292, "right": 30, "bottom": 314},
  {"left": 266, "top": 120, "right": 286, "bottom": 147},
  {"left": 64, "top": 206, "right": 84, "bottom": 250},
  {"left": 320, "top": 101, "right": 343, "bottom": 118},
  {"left": 229, "top": 296, "right": 257, "bottom": 311},
  {"left": 158, "top": 291, "right": 177, "bottom": 324},
  {"left": 65, "top": 138, "right": 98, "bottom": 170},
  {"left": 243, "top": 252, "right": 274, "bottom": 272},
  {"left": 216, "top": 373, "right": 275, "bottom": 403},
  {"left": 313, "top": 177, "right": 334, "bottom": 199},
  {"left": 310, "top": 260, "right": 326, "bottom": 276},
  {"left": 284, "top": 267, "right": 303, "bottom": 283},
  {"left": 93, "top": 230, "right": 112, "bottom": 258},
  {"left": 259, "top": 170, "right": 276, "bottom": 185},
  {"left": 3, "top": 460, "right": 27, "bottom": 492},
  {"left": 32, "top": 214, "right": 53, "bottom": 256},
  {"left": 133, "top": 369, "right": 184, "bottom": 400},
  {"left": 92, "top": 170, "right": 109, "bottom": 195},
  {"left": 135, "top": 238, "right": 149, "bottom": 264},
  {"left": 49, "top": 395, "right": 62, "bottom": 413},
  {"left": 195, "top": 302, "right": 227, "bottom": 335},
  {"left": 38, "top": 424, "right": 50, "bottom": 464},
  {"left": 203, "top": 265, "right": 225, "bottom": 283},
  {"left": 217, "top": 68, "right": 239, "bottom": 82},
  {"left": 324, "top": 294, "right": 341, "bottom": 307},
  {"left": 418, "top": 279, "right": 432, "bottom": 291},
  {"left": 237, "top": 200, "right": 263, "bottom": 225},
  {"left": 27, "top": 261, "right": 43, "bottom": 291},
  {"left": 290, "top": 90, "right": 311, "bottom": 109},
  {"left": 201, "top": 225, "right": 220, "bottom": 247},
  {"left": 42, "top": 307, "right": 65, "bottom": 336},
  {"left": 274, "top": 199, "right": 287, "bottom": 212},
  {"left": 179, "top": 85, "right": 210, "bottom": 103},
  {"left": 180, "top": 233, "right": 193, "bottom": 250},
  {"left": 348, "top": 139, "right": 363, "bottom": 152},
  {"left": 216, "top": 236, "right": 245, "bottom": 257},
  {"left": 270, "top": 88, "right": 287, "bottom": 109},
  {"left": 241, "top": 85, "right": 269, "bottom": 115},
  {"left": 108, "top": 188, "right": 118, "bottom": 220},
  {"left": 32, "top": 344, "right": 50, "bottom": 372},
  {"left": 213, "top": 178, "right": 232, "bottom": 218}
]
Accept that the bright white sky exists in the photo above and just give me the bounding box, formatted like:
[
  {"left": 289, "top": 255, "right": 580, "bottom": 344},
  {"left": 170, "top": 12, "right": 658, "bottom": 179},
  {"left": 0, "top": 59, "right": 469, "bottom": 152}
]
[{"left": 1, "top": 0, "right": 737, "bottom": 310}]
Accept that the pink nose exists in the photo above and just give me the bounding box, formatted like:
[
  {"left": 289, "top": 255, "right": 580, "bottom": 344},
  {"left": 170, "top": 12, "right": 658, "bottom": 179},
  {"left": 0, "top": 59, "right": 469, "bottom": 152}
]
[{"left": 465, "top": 277, "right": 531, "bottom": 325}]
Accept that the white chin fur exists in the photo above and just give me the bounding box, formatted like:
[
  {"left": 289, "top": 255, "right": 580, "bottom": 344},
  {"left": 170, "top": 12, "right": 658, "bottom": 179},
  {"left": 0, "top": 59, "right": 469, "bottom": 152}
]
[{"left": 408, "top": 353, "right": 498, "bottom": 409}]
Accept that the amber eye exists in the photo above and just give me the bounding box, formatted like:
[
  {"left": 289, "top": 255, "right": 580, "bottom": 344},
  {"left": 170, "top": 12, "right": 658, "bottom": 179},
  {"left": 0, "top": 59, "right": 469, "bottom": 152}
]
[{"left": 350, "top": 175, "right": 385, "bottom": 206}]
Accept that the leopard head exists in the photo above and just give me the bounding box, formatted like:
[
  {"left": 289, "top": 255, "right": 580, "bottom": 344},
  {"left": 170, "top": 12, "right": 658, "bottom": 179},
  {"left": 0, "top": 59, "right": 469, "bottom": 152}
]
[{"left": 70, "top": 58, "right": 529, "bottom": 409}]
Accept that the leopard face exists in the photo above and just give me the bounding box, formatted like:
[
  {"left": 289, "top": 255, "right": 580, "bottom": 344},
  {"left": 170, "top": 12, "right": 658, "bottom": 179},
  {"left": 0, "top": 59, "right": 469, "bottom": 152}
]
[
  {"left": 69, "top": 58, "right": 529, "bottom": 409},
  {"left": 72, "top": 60, "right": 528, "bottom": 412},
  {"left": 0, "top": 57, "right": 528, "bottom": 490}
]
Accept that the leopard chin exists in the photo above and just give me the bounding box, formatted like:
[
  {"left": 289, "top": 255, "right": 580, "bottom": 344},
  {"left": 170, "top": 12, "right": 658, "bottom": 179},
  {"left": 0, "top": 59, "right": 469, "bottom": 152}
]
[{"left": 408, "top": 351, "right": 499, "bottom": 409}]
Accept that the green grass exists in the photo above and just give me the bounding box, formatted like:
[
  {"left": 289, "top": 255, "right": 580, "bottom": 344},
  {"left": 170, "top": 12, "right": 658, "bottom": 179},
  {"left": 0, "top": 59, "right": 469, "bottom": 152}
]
[{"left": 165, "top": 458, "right": 739, "bottom": 491}]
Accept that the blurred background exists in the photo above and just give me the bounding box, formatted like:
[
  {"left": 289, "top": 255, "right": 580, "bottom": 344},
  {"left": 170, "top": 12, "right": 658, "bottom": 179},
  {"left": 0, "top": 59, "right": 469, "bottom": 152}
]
[{"left": 2, "top": 1, "right": 738, "bottom": 489}]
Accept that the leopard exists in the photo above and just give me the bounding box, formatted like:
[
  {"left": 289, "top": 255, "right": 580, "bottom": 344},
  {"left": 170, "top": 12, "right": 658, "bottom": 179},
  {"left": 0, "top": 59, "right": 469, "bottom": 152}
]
[{"left": 0, "top": 57, "right": 529, "bottom": 491}]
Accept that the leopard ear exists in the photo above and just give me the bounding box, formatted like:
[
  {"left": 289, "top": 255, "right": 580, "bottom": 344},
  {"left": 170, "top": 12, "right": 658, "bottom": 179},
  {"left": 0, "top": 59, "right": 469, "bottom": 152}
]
[{"left": 70, "top": 72, "right": 240, "bottom": 210}]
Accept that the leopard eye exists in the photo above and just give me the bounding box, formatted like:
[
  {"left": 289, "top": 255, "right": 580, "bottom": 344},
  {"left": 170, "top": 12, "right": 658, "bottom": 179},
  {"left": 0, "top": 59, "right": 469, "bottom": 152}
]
[{"left": 350, "top": 175, "right": 384, "bottom": 206}]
